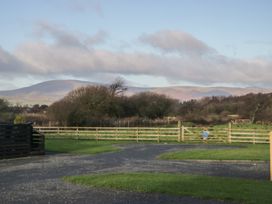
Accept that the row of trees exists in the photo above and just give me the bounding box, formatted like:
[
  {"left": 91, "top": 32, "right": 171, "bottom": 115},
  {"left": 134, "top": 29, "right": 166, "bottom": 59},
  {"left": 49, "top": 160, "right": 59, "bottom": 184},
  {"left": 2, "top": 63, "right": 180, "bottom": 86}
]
[
  {"left": 48, "top": 80, "right": 272, "bottom": 126},
  {"left": 48, "top": 81, "right": 178, "bottom": 126},
  {"left": 0, "top": 98, "right": 13, "bottom": 123},
  {"left": 1, "top": 80, "right": 272, "bottom": 126},
  {"left": 0, "top": 99, "right": 48, "bottom": 124},
  {"left": 179, "top": 93, "right": 272, "bottom": 124}
]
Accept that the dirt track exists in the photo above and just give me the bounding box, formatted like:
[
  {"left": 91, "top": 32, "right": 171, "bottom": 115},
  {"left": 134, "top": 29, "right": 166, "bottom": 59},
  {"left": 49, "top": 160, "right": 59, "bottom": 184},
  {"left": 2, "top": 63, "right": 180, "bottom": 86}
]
[{"left": 0, "top": 144, "right": 269, "bottom": 204}]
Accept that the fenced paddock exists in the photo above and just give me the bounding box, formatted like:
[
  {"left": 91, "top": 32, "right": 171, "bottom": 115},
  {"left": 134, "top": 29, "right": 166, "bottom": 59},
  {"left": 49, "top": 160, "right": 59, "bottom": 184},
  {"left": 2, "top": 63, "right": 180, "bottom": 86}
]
[
  {"left": 0, "top": 123, "right": 45, "bottom": 159},
  {"left": 35, "top": 123, "right": 271, "bottom": 144}
]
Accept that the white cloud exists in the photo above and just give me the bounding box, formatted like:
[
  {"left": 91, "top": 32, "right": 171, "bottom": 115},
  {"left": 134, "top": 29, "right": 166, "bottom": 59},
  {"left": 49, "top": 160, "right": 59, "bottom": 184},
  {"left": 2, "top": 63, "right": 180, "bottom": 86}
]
[
  {"left": 34, "top": 22, "right": 85, "bottom": 48},
  {"left": 140, "top": 30, "right": 215, "bottom": 56},
  {"left": 1, "top": 25, "right": 272, "bottom": 88},
  {"left": 15, "top": 42, "right": 169, "bottom": 76},
  {"left": 0, "top": 46, "right": 31, "bottom": 75},
  {"left": 34, "top": 22, "right": 107, "bottom": 49},
  {"left": 84, "top": 30, "right": 108, "bottom": 46}
]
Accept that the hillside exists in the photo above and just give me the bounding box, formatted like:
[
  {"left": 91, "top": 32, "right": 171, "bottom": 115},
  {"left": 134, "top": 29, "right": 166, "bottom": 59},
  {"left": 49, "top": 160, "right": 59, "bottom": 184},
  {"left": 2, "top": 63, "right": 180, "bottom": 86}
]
[
  {"left": 0, "top": 80, "right": 97, "bottom": 105},
  {"left": 0, "top": 80, "right": 271, "bottom": 105}
]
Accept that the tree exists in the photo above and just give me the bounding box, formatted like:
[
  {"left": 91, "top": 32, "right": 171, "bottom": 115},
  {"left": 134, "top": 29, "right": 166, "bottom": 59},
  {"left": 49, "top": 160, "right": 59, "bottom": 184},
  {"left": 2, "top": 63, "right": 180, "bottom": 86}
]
[
  {"left": 130, "top": 92, "right": 178, "bottom": 119},
  {"left": 0, "top": 98, "right": 14, "bottom": 123},
  {"left": 109, "top": 77, "right": 127, "bottom": 97},
  {"left": 48, "top": 82, "right": 130, "bottom": 126},
  {"left": 14, "top": 115, "right": 25, "bottom": 124}
]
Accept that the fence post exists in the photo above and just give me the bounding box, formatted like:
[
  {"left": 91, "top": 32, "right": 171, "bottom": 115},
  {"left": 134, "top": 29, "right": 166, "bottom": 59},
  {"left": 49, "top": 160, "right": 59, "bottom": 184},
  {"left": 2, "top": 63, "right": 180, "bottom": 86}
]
[
  {"left": 253, "top": 130, "right": 256, "bottom": 144},
  {"left": 96, "top": 128, "right": 98, "bottom": 141},
  {"left": 136, "top": 128, "right": 139, "bottom": 142},
  {"left": 182, "top": 126, "right": 185, "bottom": 142},
  {"left": 178, "top": 121, "right": 181, "bottom": 142},
  {"left": 228, "top": 122, "right": 232, "bottom": 143},
  {"left": 76, "top": 128, "right": 79, "bottom": 140},
  {"left": 157, "top": 128, "right": 160, "bottom": 143},
  {"left": 270, "top": 131, "right": 272, "bottom": 181}
]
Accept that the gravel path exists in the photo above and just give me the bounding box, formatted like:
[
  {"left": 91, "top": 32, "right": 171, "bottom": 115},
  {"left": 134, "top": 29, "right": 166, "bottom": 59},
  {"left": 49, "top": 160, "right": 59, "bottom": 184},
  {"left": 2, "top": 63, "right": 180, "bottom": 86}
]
[{"left": 0, "top": 144, "right": 269, "bottom": 204}]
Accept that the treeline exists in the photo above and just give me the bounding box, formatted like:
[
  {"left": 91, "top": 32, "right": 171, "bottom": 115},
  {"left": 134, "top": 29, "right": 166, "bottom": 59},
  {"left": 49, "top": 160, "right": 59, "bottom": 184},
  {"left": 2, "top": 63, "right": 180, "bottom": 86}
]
[
  {"left": 48, "top": 82, "right": 272, "bottom": 125},
  {"left": 47, "top": 80, "right": 272, "bottom": 126},
  {"left": 0, "top": 99, "right": 48, "bottom": 124},
  {"left": 47, "top": 80, "right": 178, "bottom": 126},
  {"left": 1, "top": 81, "right": 272, "bottom": 126},
  {"left": 179, "top": 93, "right": 272, "bottom": 124}
]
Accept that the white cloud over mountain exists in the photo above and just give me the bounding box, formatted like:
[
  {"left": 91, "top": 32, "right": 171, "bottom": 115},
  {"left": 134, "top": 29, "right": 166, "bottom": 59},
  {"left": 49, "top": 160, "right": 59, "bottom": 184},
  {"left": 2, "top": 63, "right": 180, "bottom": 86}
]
[{"left": 0, "top": 23, "right": 272, "bottom": 87}]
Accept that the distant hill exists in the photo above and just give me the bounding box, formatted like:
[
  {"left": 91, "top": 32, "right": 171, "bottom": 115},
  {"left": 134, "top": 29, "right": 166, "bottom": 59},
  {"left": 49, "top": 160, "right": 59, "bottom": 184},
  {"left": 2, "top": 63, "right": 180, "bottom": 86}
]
[
  {"left": 0, "top": 79, "right": 271, "bottom": 105},
  {"left": 0, "top": 80, "right": 97, "bottom": 105}
]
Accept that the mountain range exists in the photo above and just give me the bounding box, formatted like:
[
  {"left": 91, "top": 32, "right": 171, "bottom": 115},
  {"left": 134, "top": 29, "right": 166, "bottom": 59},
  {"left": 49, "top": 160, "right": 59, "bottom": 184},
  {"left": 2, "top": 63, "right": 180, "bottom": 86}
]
[{"left": 0, "top": 80, "right": 271, "bottom": 105}]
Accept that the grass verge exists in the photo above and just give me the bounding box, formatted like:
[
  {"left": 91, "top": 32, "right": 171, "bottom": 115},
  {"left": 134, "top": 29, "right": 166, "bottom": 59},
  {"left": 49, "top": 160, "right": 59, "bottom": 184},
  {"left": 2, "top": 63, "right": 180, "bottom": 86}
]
[
  {"left": 158, "top": 144, "right": 269, "bottom": 161},
  {"left": 45, "top": 139, "right": 121, "bottom": 154},
  {"left": 64, "top": 172, "right": 272, "bottom": 204}
]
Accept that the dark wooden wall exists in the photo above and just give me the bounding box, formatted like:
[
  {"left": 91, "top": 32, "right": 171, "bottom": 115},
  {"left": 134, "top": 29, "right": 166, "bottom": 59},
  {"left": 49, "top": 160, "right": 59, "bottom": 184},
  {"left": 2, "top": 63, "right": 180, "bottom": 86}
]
[{"left": 0, "top": 124, "right": 44, "bottom": 159}]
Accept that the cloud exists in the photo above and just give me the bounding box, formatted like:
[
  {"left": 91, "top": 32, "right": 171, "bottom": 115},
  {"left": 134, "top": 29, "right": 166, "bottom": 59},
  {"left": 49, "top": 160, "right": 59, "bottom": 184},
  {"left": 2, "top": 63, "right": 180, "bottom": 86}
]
[
  {"left": 34, "top": 22, "right": 85, "bottom": 48},
  {"left": 34, "top": 22, "right": 107, "bottom": 49},
  {"left": 14, "top": 40, "right": 272, "bottom": 86},
  {"left": 15, "top": 42, "right": 168, "bottom": 76},
  {"left": 140, "top": 30, "right": 215, "bottom": 56},
  {"left": 84, "top": 30, "right": 108, "bottom": 46},
  {"left": 0, "top": 46, "right": 31, "bottom": 76},
  {"left": 1, "top": 25, "right": 272, "bottom": 87}
]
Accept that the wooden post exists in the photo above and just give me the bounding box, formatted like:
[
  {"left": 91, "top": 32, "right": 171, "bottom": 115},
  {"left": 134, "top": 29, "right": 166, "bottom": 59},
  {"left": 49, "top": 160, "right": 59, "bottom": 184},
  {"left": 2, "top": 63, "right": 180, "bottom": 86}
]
[
  {"left": 270, "top": 131, "right": 272, "bottom": 181},
  {"left": 96, "top": 128, "right": 98, "bottom": 141},
  {"left": 76, "top": 128, "right": 79, "bottom": 140},
  {"left": 157, "top": 128, "right": 160, "bottom": 143},
  {"left": 228, "top": 122, "right": 232, "bottom": 143},
  {"left": 182, "top": 126, "right": 185, "bottom": 142},
  {"left": 178, "top": 121, "right": 181, "bottom": 142},
  {"left": 136, "top": 128, "right": 139, "bottom": 142}
]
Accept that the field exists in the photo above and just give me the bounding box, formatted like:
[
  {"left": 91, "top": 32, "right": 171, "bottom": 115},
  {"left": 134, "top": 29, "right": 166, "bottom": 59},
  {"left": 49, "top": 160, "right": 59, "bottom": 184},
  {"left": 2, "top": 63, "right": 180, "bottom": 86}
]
[
  {"left": 64, "top": 172, "right": 272, "bottom": 204},
  {"left": 2, "top": 138, "right": 270, "bottom": 204},
  {"left": 42, "top": 129, "right": 272, "bottom": 203},
  {"left": 45, "top": 139, "right": 121, "bottom": 154},
  {"left": 158, "top": 144, "right": 270, "bottom": 161},
  {"left": 45, "top": 138, "right": 270, "bottom": 161}
]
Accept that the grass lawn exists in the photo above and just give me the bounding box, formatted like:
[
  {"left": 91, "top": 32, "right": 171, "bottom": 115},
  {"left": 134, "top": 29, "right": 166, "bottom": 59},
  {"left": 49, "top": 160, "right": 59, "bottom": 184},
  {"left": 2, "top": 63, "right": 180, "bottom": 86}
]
[
  {"left": 64, "top": 172, "right": 272, "bottom": 204},
  {"left": 45, "top": 139, "right": 122, "bottom": 154},
  {"left": 158, "top": 144, "right": 269, "bottom": 161}
]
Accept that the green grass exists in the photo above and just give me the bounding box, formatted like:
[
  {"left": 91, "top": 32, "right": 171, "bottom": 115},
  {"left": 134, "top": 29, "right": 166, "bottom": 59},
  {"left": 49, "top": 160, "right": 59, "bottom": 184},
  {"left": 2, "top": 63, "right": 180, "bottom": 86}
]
[
  {"left": 158, "top": 144, "right": 269, "bottom": 161},
  {"left": 64, "top": 172, "right": 272, "bottom": 204},
  {"left": 45, "top": 139, "right": 121, "bottom": 154}
]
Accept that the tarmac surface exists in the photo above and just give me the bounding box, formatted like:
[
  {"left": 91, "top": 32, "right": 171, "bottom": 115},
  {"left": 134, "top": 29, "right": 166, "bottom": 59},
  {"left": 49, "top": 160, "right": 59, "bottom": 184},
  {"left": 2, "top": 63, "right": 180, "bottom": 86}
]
[{"left": 0, "top": 143, "right": 269, "bottom": 204}]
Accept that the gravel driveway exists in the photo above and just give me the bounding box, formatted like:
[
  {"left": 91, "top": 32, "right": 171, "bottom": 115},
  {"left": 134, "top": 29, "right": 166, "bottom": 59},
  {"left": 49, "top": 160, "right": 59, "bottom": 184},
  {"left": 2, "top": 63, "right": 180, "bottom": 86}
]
[{"left": 0, "top": 144, "right": 269, "bottom": 204}]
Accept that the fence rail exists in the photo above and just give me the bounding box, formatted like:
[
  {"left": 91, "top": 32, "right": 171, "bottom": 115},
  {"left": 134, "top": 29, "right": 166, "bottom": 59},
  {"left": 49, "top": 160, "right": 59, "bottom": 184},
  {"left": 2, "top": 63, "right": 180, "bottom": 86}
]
[{"left": 35, "top": 124, "right": 271, "bottom": 144}]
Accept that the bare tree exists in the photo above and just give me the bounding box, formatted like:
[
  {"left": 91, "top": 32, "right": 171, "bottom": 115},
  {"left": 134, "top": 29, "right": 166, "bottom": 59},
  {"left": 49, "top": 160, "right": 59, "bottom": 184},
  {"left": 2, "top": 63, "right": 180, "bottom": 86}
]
[{"left": 109, "top": 77, "right": 127, "bottom": 96}]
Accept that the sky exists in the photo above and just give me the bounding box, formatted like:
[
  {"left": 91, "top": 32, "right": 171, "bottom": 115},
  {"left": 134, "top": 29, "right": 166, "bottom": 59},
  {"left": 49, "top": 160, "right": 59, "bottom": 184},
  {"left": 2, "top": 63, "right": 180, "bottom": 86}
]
[{"left": 0, "top": 0, "right": 272, "bottom": 90}]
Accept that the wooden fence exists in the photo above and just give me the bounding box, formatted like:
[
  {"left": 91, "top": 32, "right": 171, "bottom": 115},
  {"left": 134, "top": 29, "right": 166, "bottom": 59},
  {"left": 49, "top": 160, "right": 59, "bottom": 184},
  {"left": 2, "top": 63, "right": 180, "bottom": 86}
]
[
  {"left": 35, "top": 124, "right": 271, "bottom": 144},
  {"left": 0, "top": 123, "right": 45, "bottom": 159}
]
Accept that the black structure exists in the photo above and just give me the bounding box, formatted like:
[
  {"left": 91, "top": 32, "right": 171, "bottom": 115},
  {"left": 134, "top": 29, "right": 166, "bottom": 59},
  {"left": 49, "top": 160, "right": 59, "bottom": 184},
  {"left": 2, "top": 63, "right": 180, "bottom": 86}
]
[{"left": 0, "top": 123, "right": 44, "bottom": 159}]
